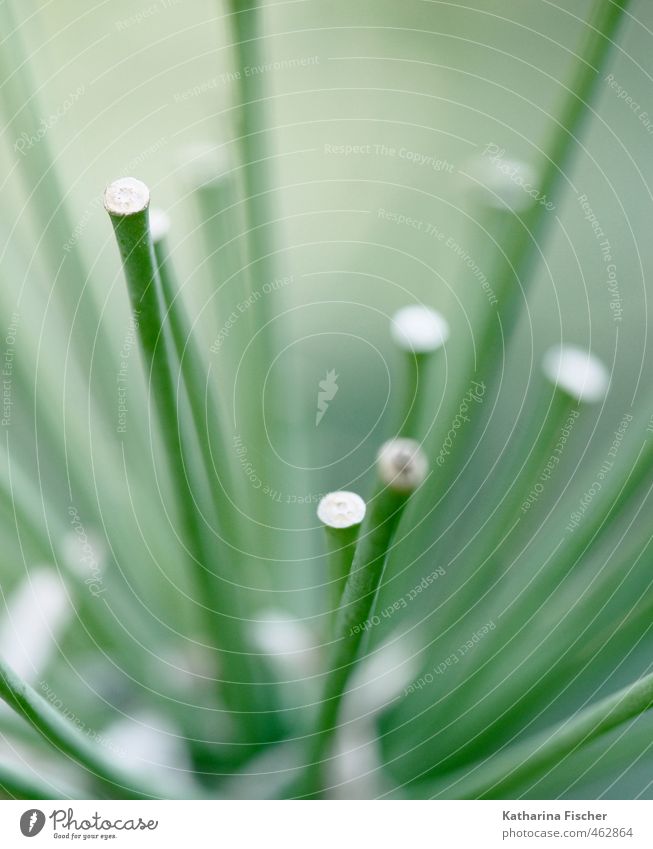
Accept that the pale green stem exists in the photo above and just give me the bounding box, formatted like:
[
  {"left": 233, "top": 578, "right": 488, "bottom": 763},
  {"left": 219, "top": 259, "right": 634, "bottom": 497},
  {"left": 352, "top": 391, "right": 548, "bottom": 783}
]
[
  {"left": 434, "top": 670, "right": 653, "bottom": 799},
  {"left": 107, "top": 191, "right": 282, "bottom": 745},
  {"left": 299, "top": 486, "right": 411, "bottom": 797},
  {"left": 0, "top": 659, "right": 174, "bottom": 799}
]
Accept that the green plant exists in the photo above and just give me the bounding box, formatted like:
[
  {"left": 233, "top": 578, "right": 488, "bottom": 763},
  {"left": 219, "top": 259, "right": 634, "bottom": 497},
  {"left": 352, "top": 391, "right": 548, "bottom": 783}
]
[{"left": 0, "top": 0, "right": 650, "bottom": 801}]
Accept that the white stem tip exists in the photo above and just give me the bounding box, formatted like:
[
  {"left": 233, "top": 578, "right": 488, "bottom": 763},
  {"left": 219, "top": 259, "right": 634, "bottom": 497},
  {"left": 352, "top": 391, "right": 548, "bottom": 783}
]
[
  {"left": 391, "top": 305, "right": 449, "bottom": 354},
  {"left": 317, "top": 491, "right": 366, "bottom": 529},
  {"left": 542, "top": 344, "right": 610, "bottom": 404},
  {"left": 377, "top": 438, "right": 429, "bottom": 493},
  {"left": 149, "top": 207, "right": 171, "bottom": 244},
  {"left": 104, "top": 177, "right": 150, "bottom": 217}
]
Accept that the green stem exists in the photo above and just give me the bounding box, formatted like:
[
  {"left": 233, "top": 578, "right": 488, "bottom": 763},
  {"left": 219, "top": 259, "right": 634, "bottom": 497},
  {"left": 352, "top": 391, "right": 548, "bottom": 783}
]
[
  {"left": 106, "top": 181, "right": 282, "bottom": 745},
  {"left": 436, "top": 670, "right": 653, "bottom": 799},
  {"left": 228, "top": 0, "right": 276, "bottom": 287},
  {"left": 456, "top": 524, "right": 653, "bottom": 766},
  {"left": 300, "top": 470, "right": 420, "bottom": 796},
  {"left": 226, "top": 0, "right": 284, "bottom": 538},
  {"left": 448, "top": 388, "right": 576, "bottom": 624},
  {"left": 429, "top": 421, "right": 653, "bottom": 766},
  {"left": 324, "top": 523, "right": 361, "bottom": 624},
  {"left": 153, "top": 231, "right": 240, "bottom": 548},
  {"left": 0, "top": 2, "right": 118, "bottom": 413},
  {"left": 399, "top": 353, "right": 430, "bottom": 439},
  {"left": 0, "top": 659, "right": 172, "bottom": 799},
  {"left": 422, "top": 0, "right": 631, "bottom": 511},
  {"left": 0, "top": 760, "right": 67, "bottom": 800}
]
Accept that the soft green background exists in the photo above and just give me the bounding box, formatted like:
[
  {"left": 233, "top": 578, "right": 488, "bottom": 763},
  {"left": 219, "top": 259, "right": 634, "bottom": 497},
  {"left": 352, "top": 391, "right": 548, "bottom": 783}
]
[{"left": 1, "top": 0, "right": 653, "bottom": 798}]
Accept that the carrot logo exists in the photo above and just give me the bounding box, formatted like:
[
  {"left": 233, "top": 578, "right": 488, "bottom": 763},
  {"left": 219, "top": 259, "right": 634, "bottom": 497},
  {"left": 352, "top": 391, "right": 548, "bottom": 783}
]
[{"left": 315, "top": 369, "right": 339, "bottom": 426}]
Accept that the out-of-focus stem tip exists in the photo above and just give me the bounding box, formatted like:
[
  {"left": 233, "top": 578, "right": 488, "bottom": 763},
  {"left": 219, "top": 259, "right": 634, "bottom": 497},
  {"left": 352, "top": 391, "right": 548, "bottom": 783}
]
[
  {"left": 377, "top": 438, "right": 429, "bottom": 493},
  {"left": 391, "top": 305, "right": 449, "bottom": 354}
]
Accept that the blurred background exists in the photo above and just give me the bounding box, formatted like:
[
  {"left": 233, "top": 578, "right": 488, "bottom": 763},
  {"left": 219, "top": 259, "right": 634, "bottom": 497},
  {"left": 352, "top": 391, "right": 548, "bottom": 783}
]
[{"left": 0, "top": 0, "right": 652, "bottom": 798}]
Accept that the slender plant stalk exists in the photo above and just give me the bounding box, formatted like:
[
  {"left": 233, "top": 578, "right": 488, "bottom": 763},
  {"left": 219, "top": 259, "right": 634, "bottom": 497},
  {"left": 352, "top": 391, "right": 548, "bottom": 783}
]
[
  {"left": 189, "top": 153, "right": 251, "bottom": 363},
  {"left": 444, "top": 388, "right": 577, "bottom": 632},
  {"left": 434, "top": 670, "right": 653, "bottom": 799},
  {"left": 459, "top": 521, "right": 653, "bottom": 764},
  {"left": 298, "top": 440, "right": 428, "bottom": 796},
  {"left": 0, "top": 658, "right": 174, "bottom": 799},
  {"left": 0, "top": 760, "right": 67, "bottom": 800},
  {"left": 151, "top": 216, "right": 240, "bottom": 547},
  {"left": 399, "top": 353, "right": 428, "bottom": 439},
  {"left": 421, "top": 0, "right": 631, "bottom": 519},
  {"left": 391, "top": 306, "right": 449, "bottom": 439},
  {"left": 482, "top": 422, "right": 653, "bottom": 664},
  {"left": 423, "top": 423, "right": 653, "bottom": 771},
  {"left": 0, "top": 3, "right": 118, "bottom": 412},
  {"left": 317, "top": 491, "right": 366, "bottom": 628},
  {"left": 226, "top": 0, "right": 289, "bottom": 541},
  {"left": 227, "top": 0, "right": 276, "bottom": 288},
  {"left": 152, "top": 215, "right": 275, "bottom": 622},
  {"left": 105, "top": 179, "right": 282, "bottom": 746}
]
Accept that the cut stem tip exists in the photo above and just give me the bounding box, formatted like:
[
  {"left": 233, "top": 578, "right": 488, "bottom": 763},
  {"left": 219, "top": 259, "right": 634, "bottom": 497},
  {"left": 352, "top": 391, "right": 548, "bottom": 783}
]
[
  {"left": 317, "top": 491, "right": 366, "bottom": 530},
  {"left": 104, "top": 177, "right": 150, "bottom": 217},
  {"left": 377, "top": 438, "right": 429, "bottom": 493}
]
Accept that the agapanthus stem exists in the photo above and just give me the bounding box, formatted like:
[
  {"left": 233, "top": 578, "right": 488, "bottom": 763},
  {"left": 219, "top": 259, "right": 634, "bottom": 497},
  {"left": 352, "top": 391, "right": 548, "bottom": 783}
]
[
  {"left": 391, "top": 306, "right": 449, "bottom": 440},
  {"left": 299, "top": 440, "right": 428, "bottom": 796},
  {"left": 0, "top": 658, "right": 173, "bottom": 799},
  {"left": 105, "top": 179, "right": 282, "bottom": 745},
  {"left": 150, "top": 209, "right": 240, "bottom": 547},
  {"left": 0, "top": 3, "right": 118, "bottom": 411},
  {"left": 0, "top": 759, "right": 68, "bottom": 800},
  {"left": 421, "top": 0, "right": 631, "bottom": 520},
  {"left": 317, "top": 491, "right": 366, "bottom": 628},
  {"left": 437, "top": 670, "right": 653, "bottom": 799}
]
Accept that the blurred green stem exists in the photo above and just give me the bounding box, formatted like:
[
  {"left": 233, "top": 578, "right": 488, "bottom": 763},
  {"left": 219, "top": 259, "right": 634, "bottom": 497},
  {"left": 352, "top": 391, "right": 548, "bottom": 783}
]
[
  {"left": 0, "top": 2, "right": 118, "bottom": 409},
  {"left": 0, "top": 659, "right": 172, "bottom": 799},
  {"left": 153, "top": 231, "right": 241, "bottom": 550},
  {"left": 440, "top": 670, "right": 653, "bottom": 799},
  {"left": 107, "top": 188, "right": 282, "bottom": 745},
  {"left": 424, "top": 0, "right": 631, "bottom": 493}
]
